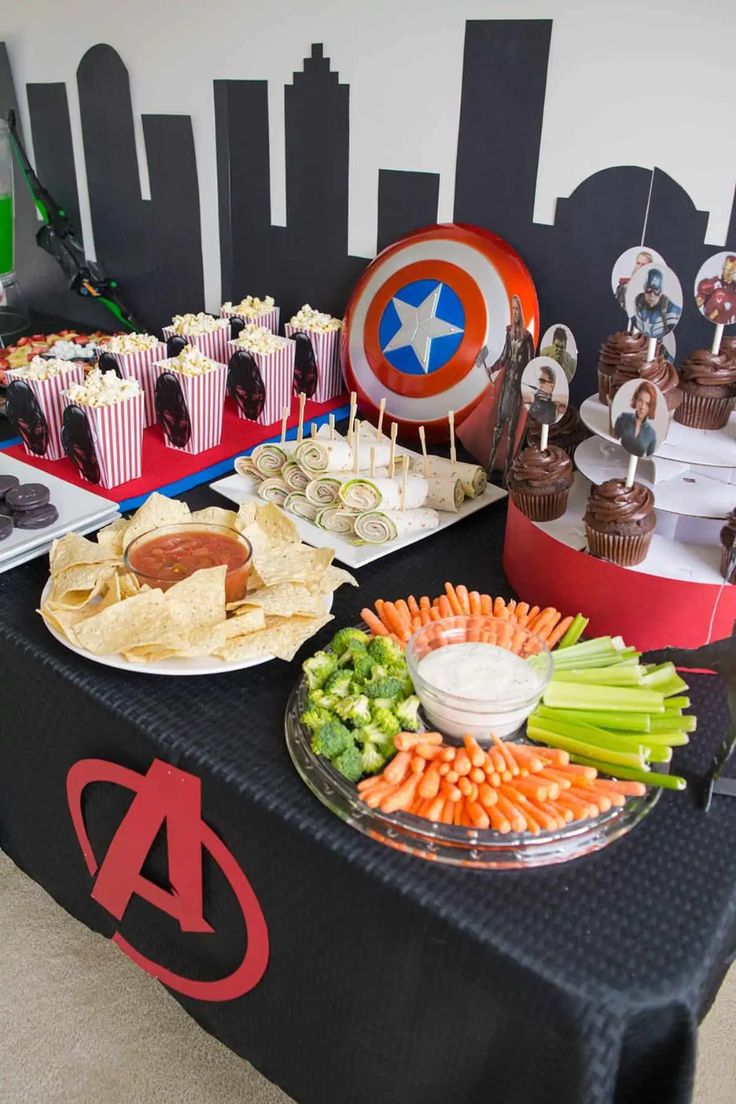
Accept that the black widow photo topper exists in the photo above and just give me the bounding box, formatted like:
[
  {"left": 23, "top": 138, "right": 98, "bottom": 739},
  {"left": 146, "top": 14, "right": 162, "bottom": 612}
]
[
  {"left": 6, "top": 380, "right": 50, "bottom": 456},
  {"left": 61, "top": 404, "right": 101, "bottom": 483},
  {"left": 227, "top": 350, "right": 266, "bottom": 421},
  {"left": 155, "top": 371, "right": 192, "bottom": 447},
  {"left": 292, "top": 331, "right": 318, "bottom": 398},
  {"left": 96, "top": 351, "right": 124, "bottom": 378}
]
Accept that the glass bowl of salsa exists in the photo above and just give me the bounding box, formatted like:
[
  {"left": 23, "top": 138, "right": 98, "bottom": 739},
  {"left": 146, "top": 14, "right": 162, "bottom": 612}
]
[{"left": 124, "top": 523, "right": 252, "bottom": 604}]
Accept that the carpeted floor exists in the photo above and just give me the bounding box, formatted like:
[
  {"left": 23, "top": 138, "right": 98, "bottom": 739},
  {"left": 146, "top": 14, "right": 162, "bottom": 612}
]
[{"left": 1, "top": 849, "right": 734, "bottom": 1103}]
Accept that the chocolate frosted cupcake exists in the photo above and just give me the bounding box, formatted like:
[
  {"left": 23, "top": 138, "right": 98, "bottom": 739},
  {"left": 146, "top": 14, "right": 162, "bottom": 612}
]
[
  {"left": 584, "top": 479, "right": 656, "bottom": 566},
  {"left": 597, "top": 332, "right": 649, "bottom": 404},
  {"left": 507, "top": 445, "right": 574, "bottom": 521},
  {"left": 675, "top": 349, "right": 736, "bottom": 430},
  {"left": 611, "top": 352, "right": 682, "bottom": 414},
  {"left": 525, "top": 404, "right": 591, "bottom": 462},
  {"left": 720, "top": 509, "right": 736, "bottom": 583}
]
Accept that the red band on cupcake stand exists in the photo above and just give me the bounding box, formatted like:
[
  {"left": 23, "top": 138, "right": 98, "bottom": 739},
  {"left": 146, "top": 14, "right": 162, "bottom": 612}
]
[{"left": 503, "top": 499, "right": 736, "bottom": 651}]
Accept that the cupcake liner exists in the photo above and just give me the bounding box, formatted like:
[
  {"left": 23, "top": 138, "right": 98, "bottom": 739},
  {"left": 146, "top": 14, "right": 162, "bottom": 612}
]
[
  {"left": 721, "top": 545, "right": 736, "bottom": 584},
  {"left": 509, "top": 487, "right": 570, "bottom": 521},
  {"left": 674, "top": 391, "right": 735, "bottom": 430},
  {"left": 585, "top": 526, "right": 653, "bottom": 567}
]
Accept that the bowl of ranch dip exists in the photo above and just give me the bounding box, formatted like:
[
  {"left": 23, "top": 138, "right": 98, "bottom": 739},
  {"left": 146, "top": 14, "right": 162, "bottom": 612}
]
[{"left": 405, "top": 616, "right": 552, "bottom": 740}]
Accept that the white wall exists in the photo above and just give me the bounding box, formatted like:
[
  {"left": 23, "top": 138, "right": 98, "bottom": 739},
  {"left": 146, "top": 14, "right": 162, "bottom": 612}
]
[{"left": 3, "top": 0, "right": 734, "bottom": 312}]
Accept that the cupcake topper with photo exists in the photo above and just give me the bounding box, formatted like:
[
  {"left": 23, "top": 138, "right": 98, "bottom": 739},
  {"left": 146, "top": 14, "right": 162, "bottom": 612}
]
[
  {"left": 625, "top": 262, "right": 683, "bottom": 362},
  {"left": 610, "top": 378, "right": 669, "bottom": 488},
  {"left": 520, "top": 356, "right": 570, "bottom": 451},
  {"left": 694, "top": 251, "right": 736, "bottom": 354},
  {"left": 539, "top": 323, "right": 578, "bottom": 383},
  {"left": 611, "top": 245, "right": 666, "bottom": 323}
]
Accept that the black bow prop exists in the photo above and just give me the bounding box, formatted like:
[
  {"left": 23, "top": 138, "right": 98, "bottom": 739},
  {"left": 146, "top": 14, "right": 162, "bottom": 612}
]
[
  {"left": 61, "top": 404, "right": 101, "bottom": 483},
  {"left": 6, "top": 380, "right": 49, "bottom": 456}
]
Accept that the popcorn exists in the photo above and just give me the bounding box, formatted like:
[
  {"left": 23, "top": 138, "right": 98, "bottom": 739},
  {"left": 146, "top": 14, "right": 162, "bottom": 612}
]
[
  {"left": 222, "top": 295, "right": 275, "bottom": 319},
  {"left": 232, "top": 324, "right": 290, "bottom": 355},
  {"left": 105, "top": 333, "right": 162, "bottom": 355},
  {"left": 10, "top": 355, "right": 82, "bottom": 381},
  {"left": 289, "top": 303, "right": 342, "bottom": 332},
  {"left": 170, "top": 312, "right": 224, "bottom": 336},
  {"left": 65, "top": 367, "right": 142, "bottom": 407},
  {"left": 162, "top": 346, "right": 221, "bottom": 376},
  {"left": 47, "top": 340, "right": 98, "bottom": 361}
]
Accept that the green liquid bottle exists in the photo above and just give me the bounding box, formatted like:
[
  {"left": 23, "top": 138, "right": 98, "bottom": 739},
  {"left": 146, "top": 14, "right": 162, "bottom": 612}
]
[
  {"left": 0, "top": 193, "right": 13, "bottom": 276},
  {"left": 0, "top": 118, "right": 29, "bottom": 343}
]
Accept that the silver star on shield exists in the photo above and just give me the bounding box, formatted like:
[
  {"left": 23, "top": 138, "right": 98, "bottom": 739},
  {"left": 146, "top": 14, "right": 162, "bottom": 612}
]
[{"left": 382, "top": 284, "right": 462, "bottom": 373}]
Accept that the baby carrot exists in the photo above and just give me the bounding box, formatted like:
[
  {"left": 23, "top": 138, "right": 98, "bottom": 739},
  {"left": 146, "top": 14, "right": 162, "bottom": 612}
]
[
  {"left": 480, "top": 593, "right": 493, "bottom": 615},
  {"left": 441, "top": 779, "right": 462, "bottom": 803},
  {"left": 439, "top": 799, "right": 455, "bottom": 825},
  {"left": 418, "top": 763, "right": 442, "bottom": 799},
  {"left": 569, "top": 785, "right": 610, "bottom": 813},
  {"left": 487, "top": 805, "right": 512, "bottom": 833},
  {"left": 463, "top": 733, "right": 487, "bottom": 767},
  {"left": 515, "top": 601, "right": 529, "bottom": 621},
  {"left": 454, "top": 751, "right": 472, "bottom": 776},
  {"left": 469, "top": 590, "right": 482, "bottom": 615},
  {"left": 384, "top": 751, "right": 412, "bottom": 784},
  {"left": 466, "top": 801, "right": 490, "bottom": 829},
  {"left": 479, "top": 783, "right": 498, "bottom": 808},
  {"left": 444, "top": 583, "right": 464, "bottom": 616},
  {"left": 436, "top": 594, "right": 453, "bottom": 619},
  {"left": 429, "top": 606, "right": 442, "bottom": 622},
  {"left": 425, "top": 793, "right": 446, "bottom": 821},
  {"left": 419, "top": 607, "right": 432, "bottom": 627},
  {"left": 394, "top": 731, "right": 442, "bottom": 751},
  {"left": 592, "top": 779, "right": 647, "bottom": 797},
  {"left": 381, "top": 772, "right": 422, "bottom": 813},
  {"left": 492, "top": 734, "right": 519, "bottom": 776},
  {"left": 361, "top": 607, "right": 389, "bottom": 636},
  {"left": 546, "top": 615, "right": 573, "bottom": 649},
  {"left": 395, "top": 598, "right": 412, "bottom": 625},
  {"left": 419, "top": 595, "right": 431, "bottom": 610},
  {"left": 407, "top": 595, "right": 420, "bottom": 617},
  {"left": 507, "top": 599, "right": 517, "bottom": 615},
  {"left": 493, "top": 596, "right": 506, "bottom": 618},
  {"left": 455, "top": 585, "right": 471, "bottom": 616},
  {"left": 410, "top": 755, "right": 427, "bottom": 775},
  {"left": 363, "top": 783, "right": 400, "bottom": 808},
  {"left": 470, "top": 767, "right": 486, "bottom": 785},
  {"left": 495, "top": 793, "right": 527, "bottom": 833}
]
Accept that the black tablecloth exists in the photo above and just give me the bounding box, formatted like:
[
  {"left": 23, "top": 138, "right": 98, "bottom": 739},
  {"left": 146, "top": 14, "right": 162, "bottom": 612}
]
[{"left": 1, "top": 484, "right": 736, "bottom": 1104}]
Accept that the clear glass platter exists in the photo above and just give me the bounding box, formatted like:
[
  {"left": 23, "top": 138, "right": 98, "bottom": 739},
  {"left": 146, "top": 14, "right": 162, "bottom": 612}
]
[{"left": 285, "top": 678, "right": 662, "bottom": 869}]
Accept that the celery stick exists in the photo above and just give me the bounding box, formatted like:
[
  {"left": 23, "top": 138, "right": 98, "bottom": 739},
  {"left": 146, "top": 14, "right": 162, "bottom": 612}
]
[
  {"left": 557, "top": 614, "right": 589, "bottom": 649},
  {"left": 649, "top": 714, "right": 696, "bottom": 733},
  {"left": 646, "top": 745, "right": 672, "bottom": 764},
  {"left": 640, "top": 663, "right": 676, "bottom": 688},
  {"left": 569, "top": 755, "right": 687, "bottom": 790},
  {"left": 659, "top": 676, "right": 690, "bottom": 699},
  {"left": 533, "top": 706, "right": 651, "bottom": 733},
  {"left": 543, "top": 682, "right": 665, "bottom": 713},
  {"left": 605, "top": 728, "right": 689, "bottom": 747},
  {"left": 528, "top": 718, "right": 649, "bottom": 755},
  {"left": 553, "top": 667, "right": 644, "bottom": 686},
  {"left": 527, "top": 726, "right": 646, "bottom": 768},
  {"left": 664, "top": 696, "right": 690, "bottom": 711},
  {"left": 552, "top": 636, "right": 615, "bottom": 660}
]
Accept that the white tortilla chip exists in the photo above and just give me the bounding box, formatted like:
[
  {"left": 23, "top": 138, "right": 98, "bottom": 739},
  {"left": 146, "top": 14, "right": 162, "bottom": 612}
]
[
  {"left": 121, "top": 492, "right": 191, "bottom": 549},
  {"left": 214, "top": 612, "right": 334, "bottom": 662},
  {"left": 189, "top": 506, "right": 239, "bottom": 529}
]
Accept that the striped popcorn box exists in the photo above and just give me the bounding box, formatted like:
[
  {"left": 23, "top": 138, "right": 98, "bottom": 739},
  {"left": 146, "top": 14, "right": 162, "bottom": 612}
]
[
  {"left": 162, "top": 320, "right": 231, "bottom": 364},
  {"left": 226, "top": 339, "right": 295, "bottom": 425},
  {"left": 105, "top": 344, "right": 167, "bottom": 427},
  {"left": 6, "top": 363, "right": 85, "bottom": 461},
  {"left": 151, "top": 360, "right": 228, "bottom": 454},
  {"left": 63, "top": 392, "right": 145, "bottom": 488},
  {"left": 284, "top": 325, "right": 344, "bottom": 402},
  {"left": 220, "top": 305, "right": 281, "bottom": 336}
]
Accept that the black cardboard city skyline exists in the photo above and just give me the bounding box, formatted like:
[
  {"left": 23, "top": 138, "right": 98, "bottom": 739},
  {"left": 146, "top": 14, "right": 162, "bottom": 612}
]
[{"left": 2, "top": 20, "right": 734, "bottom": 402}]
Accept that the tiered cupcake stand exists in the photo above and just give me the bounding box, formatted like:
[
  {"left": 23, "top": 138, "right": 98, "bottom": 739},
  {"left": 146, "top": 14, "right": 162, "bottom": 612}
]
[{"left": 504, "top": 394, "right": 736, "bottom": 650}]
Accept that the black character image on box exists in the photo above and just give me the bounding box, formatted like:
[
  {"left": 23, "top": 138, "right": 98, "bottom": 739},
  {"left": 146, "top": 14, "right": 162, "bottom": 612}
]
[
  {"left": 61, "top": 404, "right": 101, "bottom": 483},
  {"left": 227, "top": 350, "right": 266, "bottom": 420},
  {"left": 156, "top": 371, "right": 192, "bottom": 447},
  {"left": 166, "top": 334, "right": 189, "bottom": 359},
  {"left": 96, "top": 351, "right": 124, "bottom": 378},
  {"left": 229, "top": 315, "right": 246, "bottom": 340},
  {"left": 6, "top": 380, "right": 50, "bottom": 456},
  {"left": 487, "top": 294, "right": 535, "bottom": 473},
  {"left": 293, "top": 331, "right": 318, "bottom": 398}
]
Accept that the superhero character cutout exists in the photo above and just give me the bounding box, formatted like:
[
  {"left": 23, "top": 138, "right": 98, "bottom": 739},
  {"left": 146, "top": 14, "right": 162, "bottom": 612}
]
[
  {"left": 155, "top": 373, "right": 192, "bottom": 448},
  {"left": 6, "top": 379, "right": 50, "bottom": 456},
  {"left": 227, "top": 350, "right": 267, "bottom": 421},
  {"left": 61, "top": 405, "right": 101, "bottom": 483},
  {"left": 695, "top": 252, "right": 736, "bottom": 328}
]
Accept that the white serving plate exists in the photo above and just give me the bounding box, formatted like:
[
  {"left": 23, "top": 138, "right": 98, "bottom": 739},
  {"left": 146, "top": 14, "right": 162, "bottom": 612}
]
[
  {"left": 0, "top": 452, "right": 119, "bottom": 573},
  {"left": 210, "top": 457, "right": 507, "bottom": 568},
  {"left": 40, "top": 580, "right": 333, "bottom": 676}
]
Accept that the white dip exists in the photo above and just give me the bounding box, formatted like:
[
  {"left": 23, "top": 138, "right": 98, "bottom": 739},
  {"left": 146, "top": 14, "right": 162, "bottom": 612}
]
[{"left": 418, "top": 642, "right": 540, "bottom": 699}]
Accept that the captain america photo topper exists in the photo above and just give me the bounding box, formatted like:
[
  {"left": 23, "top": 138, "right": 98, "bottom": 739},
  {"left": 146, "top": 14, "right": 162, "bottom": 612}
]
[
  {"left": 625, "top": 262, "right": 683, "bottom": 340},
  {"left": 694, "top": 252, "right": 736, "bottom": 327},
  {"left": 521, "top": 357, "right": 569, "bottom": 427},
  {"left": 538, "top": 323, "right": 578, "bottom": 383},
  {"left": 611, "top": 245, "right": 666, "bottom": 314},
  {"left": 341, "top": 223, "right": 539, "bottom": 441}
]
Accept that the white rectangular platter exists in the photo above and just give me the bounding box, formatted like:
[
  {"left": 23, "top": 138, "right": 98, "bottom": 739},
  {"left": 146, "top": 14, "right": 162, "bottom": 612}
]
[
  {"left": 210, "top": 461, "right": 507, "bottom": 569},
  {"left": 0, "top": 452, "right": 120, "bottom": 573}
]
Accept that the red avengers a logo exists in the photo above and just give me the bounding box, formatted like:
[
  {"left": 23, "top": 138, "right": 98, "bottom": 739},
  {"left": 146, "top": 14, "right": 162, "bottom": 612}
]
[{"left": 67, "top": 757, "right": 269, "bottom": 1002}]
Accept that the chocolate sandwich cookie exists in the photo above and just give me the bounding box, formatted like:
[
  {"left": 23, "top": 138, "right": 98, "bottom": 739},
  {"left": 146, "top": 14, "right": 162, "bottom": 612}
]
[
  {"left": 0, "top": 514, "right": 13, "bottom": 541},
  {"left": 5, "top": 482, "right": 51, "bottom": 511},
  {"left": 13, "top": 503, "right": 59, "bottom": 529},
  {"left": 0, "top": 474, "right": 20, "bottom": 499}
]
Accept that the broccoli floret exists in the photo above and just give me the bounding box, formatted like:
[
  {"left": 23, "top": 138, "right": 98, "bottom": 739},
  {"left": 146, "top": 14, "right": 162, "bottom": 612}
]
[
  {"left": 351, "top": 652, "right": 374, "bottom": 682},
  {"left": 366, "top": 635, "right": 406, "bottom": 668},
  {"left": 370, "top": 706, "right": 401, "bottom": 739},
  {"left": 323, "top": 669, "right": 354, "bottom": 699},
  {"left": 302, "top": 650, "right": 338, "bottom": 690},
  {"left": 395, "top": 695, "right": 421, "bottom": 732},
  {"left": 307, "top": 688, "right": 342, "bottom": 712},
  {"left": 300, "top": 705, "right": 336, "bottom": 733},
  {"left": 333, "top": 694, "right": 372, "bottom": 726},
  {"left": 353, "top": 722, "right": 385, "bottom": 746},
  {"left": 310, "top": 720, "right": 354, "bottom": 760},
  {"left": 330, "top": 627, "right": 371, "bottom": 657},
  {"left": 337, "top": 639, "right": 370, "bottom": 668},
  {"left": 333, "top": 744, "right": 364, "bottom": 782},
  {"left": 365, "top": 676, "right": 406, "bottom": 702},
  {"left": 360, "top": 742, "right": 387, "bottom": 777}
]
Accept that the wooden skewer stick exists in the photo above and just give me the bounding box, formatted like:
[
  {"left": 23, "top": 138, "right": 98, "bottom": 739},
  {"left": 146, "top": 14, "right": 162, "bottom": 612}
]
[
  {"left": 280, "top": 406, "right": 289, "bottom": 445},
  {"left": 448, "top": 410, "right": 457, "bottom": 464},
  {"left": 348, "top": 391, "right": 357, "bottom": 445},
  {"left": 353, "top": 420, "right": 361, "bottom": 473},
  {"left": 377, "top": 397, "right": 386, "bottom": 439},
  {"left": 311, "top": 421, "right": 318, "bottom": 438},
  {"left": 389, "top": 421, "right": 398, "bottom": 478},
  {"left": 370, "top": 446, "right": 376, "bottom": 478},
  {"left": 400, "top": 455, "right": 409, "bottom": 510},
  {"left": 418, "top": 425, "right": 429, "bottom": 479},
  {"left": 328, "top": 413, "right": 336, "bottom": 439},
  {"left": 297, "top": 392, "right": 307, "bottom": 443}
]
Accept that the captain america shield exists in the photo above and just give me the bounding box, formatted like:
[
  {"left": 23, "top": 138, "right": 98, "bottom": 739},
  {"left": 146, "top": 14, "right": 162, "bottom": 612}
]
[{"left": 342, "top": 223, "right": 539, "bottom": 440}]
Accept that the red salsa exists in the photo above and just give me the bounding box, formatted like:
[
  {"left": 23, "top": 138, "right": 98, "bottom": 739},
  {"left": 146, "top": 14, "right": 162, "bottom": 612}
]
[{"left": 128, "top": 529, "right": 250, "bottom": 602}]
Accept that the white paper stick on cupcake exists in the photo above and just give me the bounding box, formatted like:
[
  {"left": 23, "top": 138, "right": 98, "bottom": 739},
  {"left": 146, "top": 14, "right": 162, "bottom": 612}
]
[
  {"left": 280, "top": 406, "right": 289, "bottom": 445},
  {"left": 609, "top": 378, "right": 668, "bottom": 487},
  {"left": 377, "top": 397, "right": 386, "bottom": 439},
  {"left": 297, "top": 392, "right": 307, "bottom": 443},
  {"left": 540, "top": 423, "right": 549, "bottom": 451},
  {"left": 389, "top": 421, "right": 398, "bottom": 478},
  {"left": 418, "top": 425, "right": 429, "bottom": 478},
  {"left": 448, "top": 410, "right": 456, "bottom": 464},
  {"left": 693, "top": 251, "right": 736, "bottom": 355}
]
